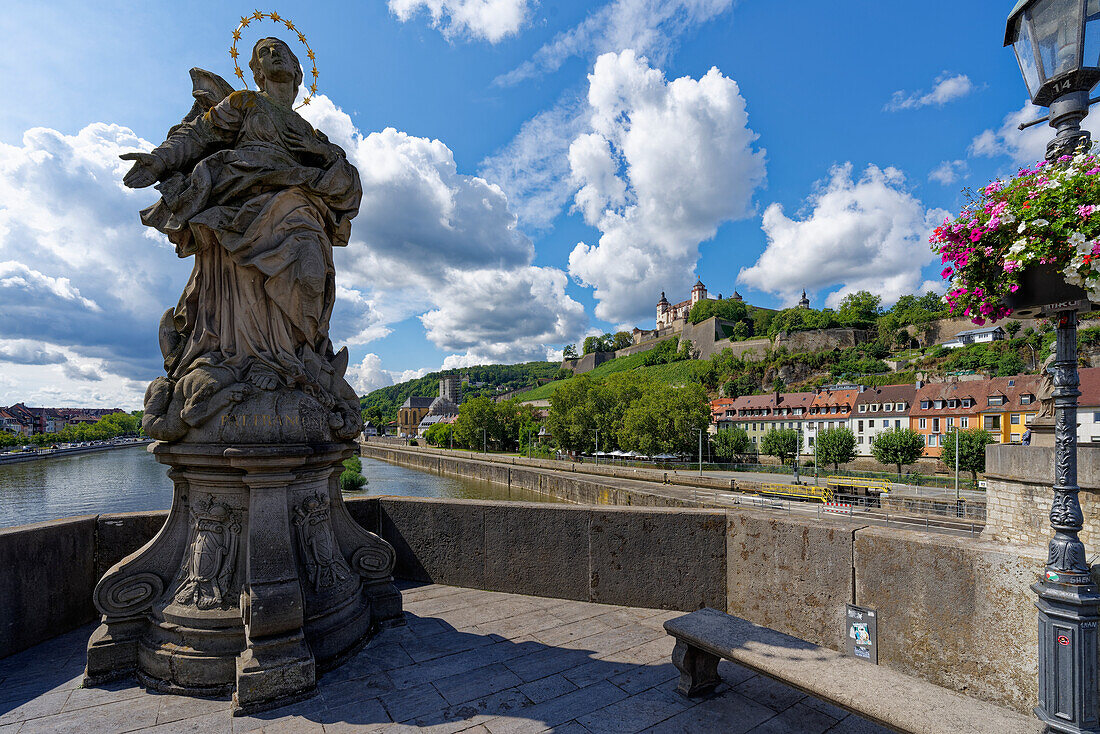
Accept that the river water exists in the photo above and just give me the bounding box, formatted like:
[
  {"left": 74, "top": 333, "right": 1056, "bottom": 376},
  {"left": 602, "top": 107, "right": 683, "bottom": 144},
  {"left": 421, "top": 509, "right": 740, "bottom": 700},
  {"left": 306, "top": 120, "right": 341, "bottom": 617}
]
[{"left": 0, "top": 446, "right": 557, "bottom": 529}]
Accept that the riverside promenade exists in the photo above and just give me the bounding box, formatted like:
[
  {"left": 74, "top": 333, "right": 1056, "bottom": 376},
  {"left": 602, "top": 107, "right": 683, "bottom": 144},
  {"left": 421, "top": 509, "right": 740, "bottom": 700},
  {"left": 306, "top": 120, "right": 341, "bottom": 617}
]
[
  {"left": 1, "top": 581, "right": 1038, "bottom": 734},
  {"left": 361, "top": 442, "right": 985, "bottom": 536}
]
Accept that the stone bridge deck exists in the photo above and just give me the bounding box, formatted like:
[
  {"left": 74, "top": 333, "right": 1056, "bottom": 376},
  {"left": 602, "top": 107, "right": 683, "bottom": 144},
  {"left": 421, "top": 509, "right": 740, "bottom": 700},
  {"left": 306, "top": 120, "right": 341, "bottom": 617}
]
[{"left": 0, "top": 582, "right": 894, "bottom": 733}]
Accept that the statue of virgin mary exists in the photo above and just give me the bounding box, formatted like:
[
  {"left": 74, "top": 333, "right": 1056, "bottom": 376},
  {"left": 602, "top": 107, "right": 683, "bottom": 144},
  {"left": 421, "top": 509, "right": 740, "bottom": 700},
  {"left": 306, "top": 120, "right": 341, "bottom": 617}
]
[{"left": 121, "top": 37, "right": 363, "bottom": 443}]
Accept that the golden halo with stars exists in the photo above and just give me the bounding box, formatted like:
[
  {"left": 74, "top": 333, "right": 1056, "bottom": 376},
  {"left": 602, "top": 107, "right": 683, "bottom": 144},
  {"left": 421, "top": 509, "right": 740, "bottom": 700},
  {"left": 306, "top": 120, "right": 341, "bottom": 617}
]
[{"left": 230, "top": 10, "right": 318, "bottom": 110}]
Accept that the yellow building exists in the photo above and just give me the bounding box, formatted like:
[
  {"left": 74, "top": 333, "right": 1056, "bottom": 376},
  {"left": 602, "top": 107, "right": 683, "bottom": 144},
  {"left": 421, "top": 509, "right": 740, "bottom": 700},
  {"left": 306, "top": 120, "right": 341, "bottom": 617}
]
[{"left": 978, "top": 375, "right": 1039, "bottom": 445}]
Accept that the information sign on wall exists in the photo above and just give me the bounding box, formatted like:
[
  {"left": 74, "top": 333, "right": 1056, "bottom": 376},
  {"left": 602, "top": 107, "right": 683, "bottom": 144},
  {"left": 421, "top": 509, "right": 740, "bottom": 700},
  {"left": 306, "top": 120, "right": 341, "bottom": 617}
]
[{"left": 846, "top": 603, "right": 878, "bottom": 664}]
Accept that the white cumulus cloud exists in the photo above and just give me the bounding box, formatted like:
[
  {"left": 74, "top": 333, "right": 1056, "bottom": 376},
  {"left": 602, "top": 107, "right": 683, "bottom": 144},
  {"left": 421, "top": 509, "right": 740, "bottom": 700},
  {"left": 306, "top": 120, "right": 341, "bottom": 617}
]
[
  {"left": 495, "top": 0, "right": 733, "bottom": 87},
  {"left": 346, "top": 353, "right": 433, "bottom": 395},
  {"left": 738, "top": 163, "right": 945, "bottom": 308},
  {"left": 388, "top": 0, "right": 532, "bottom": 42},
  {"left": 928, "top": 159, "right": 968, "bottom": 186},
  {"left": 300, "top": 95, "right": 588, "bottom": 370},
  {"left": 422, "top": 266, "right": 586, "bottom": 366},
  {"left": 969, "top": 101, "right": 1100, "bottom": 165},
  {"left": 566, "top": 50, "right": 766, "bottom": 324},
  {"left": 885, "top": 73, "right": 974, "bottom": 111}
]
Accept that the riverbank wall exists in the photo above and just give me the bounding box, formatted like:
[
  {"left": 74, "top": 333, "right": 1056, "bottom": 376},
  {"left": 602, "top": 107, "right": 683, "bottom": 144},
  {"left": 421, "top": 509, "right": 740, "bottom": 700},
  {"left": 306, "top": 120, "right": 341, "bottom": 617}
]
[
  {"left": 360, "top": 442, "right": 987, "bottom": 519},
  {"left": 0, "top": 440, "right": 153, "bottom": 466},
  {"left": 0, "top": 496, "right": 1045, "bottom": 714}
]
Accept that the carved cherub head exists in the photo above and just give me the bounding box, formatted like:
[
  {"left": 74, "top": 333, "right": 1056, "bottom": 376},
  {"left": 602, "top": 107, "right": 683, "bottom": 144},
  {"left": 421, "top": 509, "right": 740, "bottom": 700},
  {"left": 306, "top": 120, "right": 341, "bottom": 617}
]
[{"left": 249, "top": 37, "right": 303, "bottom": 92}]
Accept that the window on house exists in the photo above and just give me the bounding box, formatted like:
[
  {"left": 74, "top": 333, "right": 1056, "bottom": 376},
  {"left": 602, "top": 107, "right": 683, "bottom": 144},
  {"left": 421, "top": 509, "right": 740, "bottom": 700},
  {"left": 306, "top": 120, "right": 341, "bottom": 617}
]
[
  {"left": 988, "top": 396, "right": 1005, "bottom": 406},
  {"left": 884, "top": 403, "right": 893, "bottom": 412},
  {"left": 1011, "top": 414, "right": 1021, "bottom": 425},
  {"left": 870, "top": 404, "right": 879, "bottom": 412},
  {"left": 858, "top": 436, "right": 864, "bottom": 444},
  {"left": 932, "top": 418, "right": 940, "bottom": 433},
  {"left": 920, "top": 400, "right": 931, "bottom": 409},
  {"left": 947, "top": 418, "right": 954, "bottom": 428},
  {"left": 962, "top": 399, "right": 973, "bottom": 408},
  {"left": 859, "top": 405, "right": 867, "bottom": 413},
  {"left": 984, "top": 415, "right": 1001, "bottom": 430},
  {"left": 934, "top": 400, "right": 944, "bottom": 409},
  {"left": 898, "top": 402, "right": 906, "bottom": 411},
  {"left": 1021, "top": 394, "right": 1033, "bottom": 405},
  {"left": 919, "top": 418, "right": 927, "bottom": 429},
  {"left": 895, "top": 420, "right": 902, "bottom": 428},
  {"left": 927, "top": 435, "right": 934, "bottom": 446},
  {"left": 858, "top": 420, "right": 863, "bottom": 432},
  {"left": 961, "top": 417, "right": 969, "bottom": 428},
  {"left": 808, "top": 437, "right": 815, "bottom": 446},
  {"left": 869, "top": 419, "right": 875, "bottom": 428},
  {"left": 948, "top": 400, "right": 958, "bottom": 408}
]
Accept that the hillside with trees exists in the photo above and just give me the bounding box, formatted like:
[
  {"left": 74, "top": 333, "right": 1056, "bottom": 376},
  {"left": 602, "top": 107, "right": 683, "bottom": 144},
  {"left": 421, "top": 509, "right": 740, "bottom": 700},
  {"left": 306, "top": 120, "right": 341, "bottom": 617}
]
[{"left": 359, "top": 362, "right": 561, "bottom": 426}]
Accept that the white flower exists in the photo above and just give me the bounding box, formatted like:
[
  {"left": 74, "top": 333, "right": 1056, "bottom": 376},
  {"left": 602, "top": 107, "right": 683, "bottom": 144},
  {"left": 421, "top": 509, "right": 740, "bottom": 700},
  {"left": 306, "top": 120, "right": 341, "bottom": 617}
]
[
  {"left": 1008, "top": 238, "right": 1028, "bottom": 255},
  {"left": 1070, "top": 231, "right": 1089, "bottom": 255},
  {"left": 1034, "top": 218, "right": 1050, "bottom": 227},
  {"left": 1018, "top": 222, "right": 1027, "bottom": 233},
  {"left": 1001, "top": 210, "right": 1016, "bottom": 225}
]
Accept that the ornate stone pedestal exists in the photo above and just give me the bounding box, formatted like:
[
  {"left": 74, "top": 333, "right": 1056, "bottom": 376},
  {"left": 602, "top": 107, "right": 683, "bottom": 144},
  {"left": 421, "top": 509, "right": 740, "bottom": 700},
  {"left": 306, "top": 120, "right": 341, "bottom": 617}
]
[{"left": 84, "top": 441, "right": 401, "bottom": 715}]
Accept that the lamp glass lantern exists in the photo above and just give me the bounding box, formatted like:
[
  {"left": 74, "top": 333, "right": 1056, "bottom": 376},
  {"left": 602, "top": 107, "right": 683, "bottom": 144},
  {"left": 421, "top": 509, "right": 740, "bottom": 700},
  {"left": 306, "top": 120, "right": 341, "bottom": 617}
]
[{"left": 1006, "top": 0, "right": 1100, "bottom": 105}]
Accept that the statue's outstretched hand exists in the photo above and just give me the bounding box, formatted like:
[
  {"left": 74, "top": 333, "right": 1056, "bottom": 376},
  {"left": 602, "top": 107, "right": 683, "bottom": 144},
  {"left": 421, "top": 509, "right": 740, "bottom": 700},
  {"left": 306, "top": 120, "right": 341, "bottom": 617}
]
[{"left": 120, "top": 152, "right": 165, "bottom": 188}]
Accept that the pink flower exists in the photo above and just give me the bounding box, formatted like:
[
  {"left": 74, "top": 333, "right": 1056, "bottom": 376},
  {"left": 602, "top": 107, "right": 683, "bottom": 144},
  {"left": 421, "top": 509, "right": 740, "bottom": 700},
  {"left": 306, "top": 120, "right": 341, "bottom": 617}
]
[
  {"left": 1003, "top": 261, "right": 1019, "bottom": 272},
  {"left": 1079, "top": 205, "right": 1097, "bottom": 218},
  {"left": 941, "top": 267, "right": 953, "bottom": 278},
  {"left": 969, "top": 229, "right": 983, "bottom": 243},
  {"left": 1088, "top": 168, "right": 1100, "bottom": 175}
]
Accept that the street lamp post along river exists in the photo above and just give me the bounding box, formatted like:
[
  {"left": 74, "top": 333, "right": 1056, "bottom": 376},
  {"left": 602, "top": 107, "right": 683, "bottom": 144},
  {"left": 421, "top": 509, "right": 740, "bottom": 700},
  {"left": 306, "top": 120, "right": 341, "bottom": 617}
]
[{"left": 1005, "top": 2, "right": 1100, "bottom": 731}]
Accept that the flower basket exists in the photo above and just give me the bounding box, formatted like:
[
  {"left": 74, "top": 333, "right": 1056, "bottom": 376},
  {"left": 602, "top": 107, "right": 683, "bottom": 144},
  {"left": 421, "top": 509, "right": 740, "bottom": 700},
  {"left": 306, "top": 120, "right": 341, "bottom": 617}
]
[
  {"left": 1001, "top": 262, "right": 1090, "bottom": 318},
  {"left": 931, "top": 148, "right": 1100, "bottom": 324}
]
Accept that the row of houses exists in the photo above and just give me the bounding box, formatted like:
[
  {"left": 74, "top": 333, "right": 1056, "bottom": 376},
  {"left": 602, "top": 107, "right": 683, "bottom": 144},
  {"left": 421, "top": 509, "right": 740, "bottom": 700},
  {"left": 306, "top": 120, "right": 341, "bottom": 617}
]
[
  {"left": 710, "top": 369, "right": 1100, "bottom": 458},
  {"left": 0, "top": 403, "right": 123, "bottom": 437}
]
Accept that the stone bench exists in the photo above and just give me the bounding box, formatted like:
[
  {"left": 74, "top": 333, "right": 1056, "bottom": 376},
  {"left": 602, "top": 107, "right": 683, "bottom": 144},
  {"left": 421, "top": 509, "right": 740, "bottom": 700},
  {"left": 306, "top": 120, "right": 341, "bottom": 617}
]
[{"left": 664, "top": 607, "right": 1042, "bottom": 734}]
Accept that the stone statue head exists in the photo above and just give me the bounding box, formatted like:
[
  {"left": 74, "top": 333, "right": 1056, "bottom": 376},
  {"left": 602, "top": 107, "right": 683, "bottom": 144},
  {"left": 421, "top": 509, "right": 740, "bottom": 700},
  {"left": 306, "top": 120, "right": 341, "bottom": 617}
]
[{"left": 249, "top": 37, "right": 303, "bottom": 92}]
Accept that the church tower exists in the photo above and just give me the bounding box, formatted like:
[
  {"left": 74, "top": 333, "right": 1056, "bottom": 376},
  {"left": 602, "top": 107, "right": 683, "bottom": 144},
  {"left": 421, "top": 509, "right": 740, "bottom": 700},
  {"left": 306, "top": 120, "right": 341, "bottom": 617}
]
[
  {"left": 656, "top": 292, "right": 670, "bottom": 327},
  {"left": 798, "top": 289, "right": 810, "bottom": 309}
]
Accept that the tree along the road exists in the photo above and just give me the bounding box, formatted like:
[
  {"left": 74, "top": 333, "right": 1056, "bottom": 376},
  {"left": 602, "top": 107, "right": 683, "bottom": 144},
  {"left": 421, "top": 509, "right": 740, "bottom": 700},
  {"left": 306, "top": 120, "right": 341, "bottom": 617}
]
[
  {"left": 453, "top": 395, "right": 538, "bottom": 452},
  {"left": 760, "top": 428, "right": 800, "bottom": 466},
  {"left": 816, "top": 426, "right": 857, "bottom": 471},
  {"left": 712, "top": 427, "right": 751, "bottom": 462},
  {"left": 871, "top": 427, "right": 926, "bottom": 478},
  {"left": 939, "top": 428, "right": 996, "bottom": 487},
  {"left": 546, "top": 372, "right": 709, "bottom": 456}
]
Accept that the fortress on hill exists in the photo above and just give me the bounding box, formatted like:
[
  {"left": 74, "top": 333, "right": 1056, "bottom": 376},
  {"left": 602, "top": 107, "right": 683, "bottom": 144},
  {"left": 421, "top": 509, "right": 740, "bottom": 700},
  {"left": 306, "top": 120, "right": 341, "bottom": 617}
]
[{"left": 562, "top": 281, "right": 819, "bottom": 374}]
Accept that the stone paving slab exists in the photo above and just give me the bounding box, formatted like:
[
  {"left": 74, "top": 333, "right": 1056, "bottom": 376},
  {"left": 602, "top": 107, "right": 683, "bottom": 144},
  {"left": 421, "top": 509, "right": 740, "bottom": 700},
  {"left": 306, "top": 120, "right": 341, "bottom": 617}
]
[{"left": 0, "top": 580, "right": 1016, "bottom": 733}]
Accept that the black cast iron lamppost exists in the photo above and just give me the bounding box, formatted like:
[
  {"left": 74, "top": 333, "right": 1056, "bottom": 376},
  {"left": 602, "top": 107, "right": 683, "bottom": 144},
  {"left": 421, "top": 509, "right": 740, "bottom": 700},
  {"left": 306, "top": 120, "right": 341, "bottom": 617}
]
[{"left": 1006, "top": 2, "right": 1100, "bottom": 732}]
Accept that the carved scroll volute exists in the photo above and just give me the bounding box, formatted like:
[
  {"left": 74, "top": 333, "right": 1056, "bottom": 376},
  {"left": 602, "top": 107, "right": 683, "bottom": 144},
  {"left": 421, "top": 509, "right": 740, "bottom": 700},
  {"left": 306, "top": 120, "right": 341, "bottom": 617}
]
[
  {"left": 94, "top": 572, "right": 166, "bottom": 618},
  {"left": 351, "top": 543, "right": 395, "bottom": 580}
]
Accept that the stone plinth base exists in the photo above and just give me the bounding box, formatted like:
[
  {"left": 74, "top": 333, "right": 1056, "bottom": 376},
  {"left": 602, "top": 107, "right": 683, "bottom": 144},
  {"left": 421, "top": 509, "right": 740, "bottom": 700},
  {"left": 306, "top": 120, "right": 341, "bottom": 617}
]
[
  {"left": 984, "top": 443, "right": 1100, "bottom": 548},
  {"left": 84, "top": 441, "right": 402, "bottom": 715}
]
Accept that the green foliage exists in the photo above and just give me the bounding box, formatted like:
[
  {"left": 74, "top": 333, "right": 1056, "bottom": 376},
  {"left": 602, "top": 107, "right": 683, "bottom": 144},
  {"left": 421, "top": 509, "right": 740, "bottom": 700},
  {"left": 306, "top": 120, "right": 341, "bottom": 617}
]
[
  {"left": 871, "top": 427, "right": 926, "bottom": 477},
  {"left": 611, "top": 331, "right": 633, "bottom": 350},
  {"left": 688, "top": 297, "right": 750, "bottom": 326},
  {"left": 940, "top": 428, "right": 996, "bottom": 486},
  {"left": 546, "top": 372, "right": 708, "bottom": 456},
  {"left": 0, "top": 412, "right": 141, "bottom": 448},
  {"left": 453, "top": 395, "right": 537, "bottom": 452},
  {"left": 339, "top": 454, "right": 367, "bottom": 492},
  {"left": 836, "top": 291, "right": 881, "bottom": 326},
  {"left": 760, "top": 428, "right": 800, "bottom": 465},
  {"left": 816, "top": 427, "right": 857, "bottom": 471},
  {"left": 339, "top": 469, "right": 367, "bottom": 492},
  {"left": 641, "top": 337, "right": 688, "bottom": 366},
  {"left": 712, "top": 427, "right": 751, "bottom": 461},
  {"left": 423, "top": 421, "right": 453, "bottom": 447},
  {"left": 359, "top": 362, "right": 559, "bottom": 425},
  {"left": 1004, "top": 321, "right": 1022, "bottom": 338},
  {"left": 767, "top": 307, "right": 841, "bottom": 338},
  {"left": 562, "top": 344, "right": 578, "bottom": 359}
]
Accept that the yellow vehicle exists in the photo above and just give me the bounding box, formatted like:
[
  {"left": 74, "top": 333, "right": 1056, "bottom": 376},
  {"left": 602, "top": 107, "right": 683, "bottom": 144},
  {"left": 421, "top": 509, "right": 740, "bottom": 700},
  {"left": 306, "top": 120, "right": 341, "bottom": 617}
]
[
  {"left": 826, "top": 476, "right": 890, "bottom": 496},
  {"left": 755, "top": 483, "right": 834, "bottom": 503}
]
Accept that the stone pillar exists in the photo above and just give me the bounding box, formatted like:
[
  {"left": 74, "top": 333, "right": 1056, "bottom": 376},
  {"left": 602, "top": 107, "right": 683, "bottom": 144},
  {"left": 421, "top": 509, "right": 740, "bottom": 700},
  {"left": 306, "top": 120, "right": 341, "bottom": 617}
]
[
  {"left": 85, "top": 442, "right": 401, "bottom": 715},
  {"left": 984, "top": 444, "right": 1100, "bottom": 548}
]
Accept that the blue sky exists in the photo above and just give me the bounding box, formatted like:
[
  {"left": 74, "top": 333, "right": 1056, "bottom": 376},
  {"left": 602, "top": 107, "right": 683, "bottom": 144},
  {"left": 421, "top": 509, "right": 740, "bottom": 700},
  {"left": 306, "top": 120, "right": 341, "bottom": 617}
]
[{"left": 0, "top": 0, "right": 1095, "bottom": 407}]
